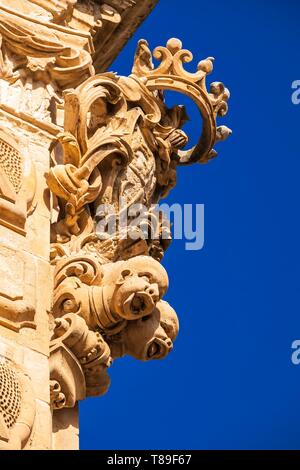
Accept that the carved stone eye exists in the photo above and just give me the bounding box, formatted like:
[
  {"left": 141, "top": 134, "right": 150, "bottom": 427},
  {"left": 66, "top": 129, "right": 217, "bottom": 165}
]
[
  {"left": 62, "top": 299, "right": 77, "bottom": 313},
  {"left": 138, "top": 272, "right": 152, "bottom": 282}
]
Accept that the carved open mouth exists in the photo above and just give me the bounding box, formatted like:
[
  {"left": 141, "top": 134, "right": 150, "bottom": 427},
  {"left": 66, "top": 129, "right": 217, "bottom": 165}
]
[
  {"left": 147, "top": 341, "right": 161, "bottom": 359},
  {"left": 123, "top": 291, "right": 155, "bottom": 318},
  {"left": 146, "top": 338, "right": 173, "bottom": 360}
]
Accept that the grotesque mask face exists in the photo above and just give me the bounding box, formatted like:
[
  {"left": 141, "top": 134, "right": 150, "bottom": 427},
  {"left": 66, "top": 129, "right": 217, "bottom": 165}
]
[
  {"left": 156, "top": 299, "right": 179, "bottom": 342},
  {"left": 110, "top": 256, "right": 168, "bottom": 321},
  {"left": 112, "top": 269, "right": 159, "bottom": 320},
  {"left": 116, "top": 300, "right": 179, "bottom": 361}
]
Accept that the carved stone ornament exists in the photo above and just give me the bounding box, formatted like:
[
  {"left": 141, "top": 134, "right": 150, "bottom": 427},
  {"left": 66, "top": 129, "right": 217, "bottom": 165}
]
[
  {"left": 0, "top": 1, "right": 158, "bottom": 102},
  {"left": 0, "top": 0, "right": 231, "bottom": 450},
  {"left": 0, "top": 128, "right": 36, "bottom": 235},
  {"left": 0, "top": 360, "right": 36, "bottom": 450},
  {"left": 0, "top": 127, "right": 37, "bottom": 331},
  {"left": 46, "top": 37, "right": 231, "bottom": 408}
]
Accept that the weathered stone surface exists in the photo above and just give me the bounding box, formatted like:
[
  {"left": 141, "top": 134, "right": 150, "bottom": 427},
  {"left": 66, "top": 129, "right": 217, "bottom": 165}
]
[
  {"left": 28, "top": 399, "right": 52, "bottom": 450},
  {"left": 52, "top": 407, "right": 79, "bottom": 451},
  {"left": 0, "top": 0, "right": 230, "bottom": 450}
]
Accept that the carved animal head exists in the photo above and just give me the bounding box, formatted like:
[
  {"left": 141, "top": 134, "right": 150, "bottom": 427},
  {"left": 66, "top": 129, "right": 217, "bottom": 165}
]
[
  {"left": 104, "top": 255, "right": 169, "bottom": 321},
  {"left": 109, "top": 300, "right": 179, "bottom": 361}
]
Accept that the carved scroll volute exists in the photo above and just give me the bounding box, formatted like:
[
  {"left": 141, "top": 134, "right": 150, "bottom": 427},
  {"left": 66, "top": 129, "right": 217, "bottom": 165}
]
[
  {"left": 50, "top": 255, "right": 112, "bottom": 407},
  {"left": 132, "top": 38, "right": 231, "bottom": 164},
  {"left": 50, "top": 313, "right": 112, "bottom": 409},
  {"left": 53, "top": 256, "right": 103, "bottom": 322},
  {"left": 47, "top": 77, "right": 133, "bottom": 238}
]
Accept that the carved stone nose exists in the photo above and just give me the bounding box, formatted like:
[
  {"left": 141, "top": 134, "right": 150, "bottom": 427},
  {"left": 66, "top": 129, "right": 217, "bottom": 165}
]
[{"left": 145, "top": 283, "right": 159, "bottom": 301}]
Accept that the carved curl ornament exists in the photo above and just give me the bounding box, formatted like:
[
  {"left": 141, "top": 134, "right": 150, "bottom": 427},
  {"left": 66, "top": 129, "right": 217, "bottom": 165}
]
[
  {"left": 132, "top": 38, "right": 231, "bottom": 165},
  {"left": 47, "top": 38, "right": 231, "bottom": 409}
]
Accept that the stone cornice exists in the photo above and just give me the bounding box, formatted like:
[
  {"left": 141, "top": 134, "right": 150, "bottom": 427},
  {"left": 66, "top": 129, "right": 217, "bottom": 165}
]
[
  {"left": 0, "top": 104, "right": 60, "bottom": 138},
  {"left": 93, "top": 0, "right": 159, "bottom": 72},
  {"left": 0, "top": 0, "right": 159, "bottom": 91}
]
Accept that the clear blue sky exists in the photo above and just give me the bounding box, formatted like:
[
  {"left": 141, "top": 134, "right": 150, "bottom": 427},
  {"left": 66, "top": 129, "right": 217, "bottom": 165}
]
[{"left": 80, "top": 0, "right": 300, "bottom": 449}]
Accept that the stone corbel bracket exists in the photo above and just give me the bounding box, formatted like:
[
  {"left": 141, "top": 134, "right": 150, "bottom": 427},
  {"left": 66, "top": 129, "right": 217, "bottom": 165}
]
[
  {"left": 50, "top": 254, "right": 179, "bottom": 406},
  {"left": 46, "top": 38, "right": 231, "bottom": 408}
]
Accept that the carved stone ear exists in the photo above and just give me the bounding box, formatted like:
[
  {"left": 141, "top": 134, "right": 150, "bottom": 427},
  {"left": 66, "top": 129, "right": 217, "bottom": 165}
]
[{"left": 117, "top": 268, "right": 133, "bottom": 284}]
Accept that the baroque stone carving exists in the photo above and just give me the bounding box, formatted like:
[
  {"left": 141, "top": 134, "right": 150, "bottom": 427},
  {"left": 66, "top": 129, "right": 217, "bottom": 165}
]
[
  {"left": 49, "top": 253, "right": 177, "bottom": 406},
  {"left": 0, "top": 0, "right": 158, "bottom": 126},
  {"left": 0, "top": 253, "right": 36, "bottom": 331},
  {"left": 0, "top": 127, "right": 37, "bottom": 331},
  {"left": 47, "top": 38, "right": 231, "bottom": 407},
  {"left": 0, "top": 0, "right": 229, "bottom": 450},
  {"left": 50, "top": 312, "right": 111, "bottom": 408},
  {"left": 0, "top": 128, "right": 36, "bottom": 235},
  {"left": 0, "top": 360, "right": 36, "bottom": 450},
  {"left": 0, "top": 0, "right": 93, "bottom": 88}
]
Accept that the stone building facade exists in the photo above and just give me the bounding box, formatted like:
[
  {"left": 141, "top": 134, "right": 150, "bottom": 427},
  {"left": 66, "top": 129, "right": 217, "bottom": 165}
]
[{"left": 0, "top": 0, "right": 230, "bottom": 450}]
